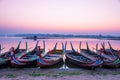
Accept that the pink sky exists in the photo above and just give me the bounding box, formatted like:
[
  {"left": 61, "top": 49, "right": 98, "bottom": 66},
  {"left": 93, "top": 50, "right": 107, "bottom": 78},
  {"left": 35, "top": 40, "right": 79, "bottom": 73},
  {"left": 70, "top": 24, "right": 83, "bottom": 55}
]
[{"left": 0, "top": 0, "right": 120, "bottom": 35}]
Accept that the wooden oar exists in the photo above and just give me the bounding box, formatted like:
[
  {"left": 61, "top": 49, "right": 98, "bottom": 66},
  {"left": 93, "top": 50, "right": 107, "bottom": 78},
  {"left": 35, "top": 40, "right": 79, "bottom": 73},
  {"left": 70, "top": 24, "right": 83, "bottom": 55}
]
[
  {"left": 65, "top": 42, "right": 67, "bottom": 52},
  {"left": 79, "top": 43, "right": 97, "bottom": 61},
  {"left": 79, "top": 41, "right": 82, "bottom": 50},
  {"left": 62, "top": 42, "right": 64, "bottom": 53},
  {"left": 70, "top": 42, "right": 76, "bottom": 52},
  {"left": 24, "top": 41, "right": 39, "bottom": 55},
  {"left": 86, "top": 42, "right": 90, "bottom": 51},
  {"left": 108, "top": 41, "right": 114, "bottom": 51},
  {"left": 34, "top": 40, "right": 39, "bottom": 50},
  {"left": 62, "top": 42, "right": 66, "bottom": 63},
  {"left": 62, "top": 42, "right": 67, "bottom": 69},
  {"left": 41, "top": 40, "right": 45, "bottom": 55},
  {"left": 15, "top": 41, "right": 21, "bottom": 51},
  {"left": 0, "top": 44, "right": 1, "bottom": 51},
  {"left": 52, "top": 42, "right": 57, "bottom": 51},
  {"left": 63, "top": 42, "right": 67, "bottom": 53},
  {"left": 43, "top": 40, "right": 45, "bottom": 51},
  {"left": 86, "top": 42, "right": 92, "bottom": 54},
  {"left": 91, "top": 43, "right": 98, "bottom": 51},
  {"left": 101, "top": 42, "right": 105, "bottom": 51},
  {"left": 96, "top": 43, "right": 98, "bottom": 51},
  {"left": 101, "top": 42, "right": 116, "bottom": 60},
  {"left": 62, "top": 42, "right": 67, "bottom": 52},
  {"left": 96, "top": 43, "right": 115, "bottom": 60},
  {"left": 109, "top": 49, "right": 117, "bottom": 59},
  {"left": 26, "top": 42, "right": 28, "bottom": 50}
]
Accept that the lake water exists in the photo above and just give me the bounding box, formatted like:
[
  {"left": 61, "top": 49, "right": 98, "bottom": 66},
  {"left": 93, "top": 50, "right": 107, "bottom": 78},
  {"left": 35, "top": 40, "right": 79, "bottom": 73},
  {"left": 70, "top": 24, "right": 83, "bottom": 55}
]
[
  {"left": 0, "top": 37, "right": 120, "bottom": 68},
  {"left": 0, "top": 37, "right": 120, "bottom": 53}
]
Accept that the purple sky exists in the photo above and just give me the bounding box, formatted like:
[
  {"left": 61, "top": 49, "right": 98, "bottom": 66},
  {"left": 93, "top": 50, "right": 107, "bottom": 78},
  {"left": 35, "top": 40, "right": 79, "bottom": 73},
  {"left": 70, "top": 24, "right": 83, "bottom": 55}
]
[{"left": 0, "top": 0, "right": 120, "bottom": 35}]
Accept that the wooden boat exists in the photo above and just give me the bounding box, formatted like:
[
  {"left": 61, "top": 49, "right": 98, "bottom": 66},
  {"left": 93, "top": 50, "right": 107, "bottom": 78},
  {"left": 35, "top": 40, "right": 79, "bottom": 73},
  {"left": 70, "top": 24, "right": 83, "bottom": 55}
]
[
  {"left": 0, "top": 42, "right": 27, "bottom": 67},
  {"left": 0, "top": 56, "right": 10, "bottom": 66},
  {"left": 79, "top": 42, "right": 120, "bottom": 68},
  {"left": 107, "top": 42, "right": 120, "bottom": 67},
  {"left": 0, "top": 45, "right": 9, "bottom": 66},
  {"left": 0, "top": 41, "right": 27, "bottom": 58},
  {"left": 108, "top": 42, "right": 119, "bottom": 57},
  {"left": 0, "top": 44, "right": 5, "bottom": 54},
  {"left": 65, "top": 42, "right": 103, "bottom": 68},
  {"left": 17, "top": 40, "right": 40, "bottom": 59},
  {"left": 96, "top": 42, "right": 120, "bottom": 67},
  {"left": 79, "top": 42, "right": 101, "bottom": 60},
  {"left": 0, "top": 44, "right": 6, "bottom": 58},
  {"left": 10, "top": 41, "right": 43, "bottom": 67},
  {"left": 37, "top": 42, "right": 63, "bottom": 68}
]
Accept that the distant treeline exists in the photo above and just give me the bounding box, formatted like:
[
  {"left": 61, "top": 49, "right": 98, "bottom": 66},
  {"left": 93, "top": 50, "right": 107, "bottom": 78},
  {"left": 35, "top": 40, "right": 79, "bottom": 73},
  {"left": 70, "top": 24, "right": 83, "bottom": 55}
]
[{"left": 0, "top": 33, "right": 120, "bottom": 40}]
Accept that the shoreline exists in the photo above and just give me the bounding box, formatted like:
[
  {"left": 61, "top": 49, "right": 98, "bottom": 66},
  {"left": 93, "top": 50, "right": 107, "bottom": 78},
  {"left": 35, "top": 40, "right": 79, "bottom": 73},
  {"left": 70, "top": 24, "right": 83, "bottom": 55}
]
[
  {"left": 23, "top": 37, "right": 120, "bottom": 41},
  {"left": 0, "top": 68, "right": 120, "bottom": 80},
  {"left": 0, "top": 36, "right": 120, "bottom": 41}
]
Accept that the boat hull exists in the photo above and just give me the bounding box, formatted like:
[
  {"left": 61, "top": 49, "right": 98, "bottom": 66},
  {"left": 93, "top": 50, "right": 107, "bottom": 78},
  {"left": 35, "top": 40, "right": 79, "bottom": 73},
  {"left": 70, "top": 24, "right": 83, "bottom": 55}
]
[{"left": 65, "top": 52, "right": 103, "bottom": 68}]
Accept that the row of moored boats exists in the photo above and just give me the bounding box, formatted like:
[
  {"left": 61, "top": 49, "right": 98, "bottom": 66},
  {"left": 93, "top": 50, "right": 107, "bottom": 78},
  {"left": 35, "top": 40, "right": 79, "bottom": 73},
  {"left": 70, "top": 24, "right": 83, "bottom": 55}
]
[{"left": 0, "top": 41, "right": 120, "bottom": 68}]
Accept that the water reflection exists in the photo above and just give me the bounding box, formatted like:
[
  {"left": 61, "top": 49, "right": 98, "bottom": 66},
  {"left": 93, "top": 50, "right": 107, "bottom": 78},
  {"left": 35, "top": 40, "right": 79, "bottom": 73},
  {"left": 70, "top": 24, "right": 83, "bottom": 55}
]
[
  {"left": 0, "top": 37, "right": 120, "bottom": 68},
  {"left": 0, "top": 37, "right": 119, "bottom": 53}
]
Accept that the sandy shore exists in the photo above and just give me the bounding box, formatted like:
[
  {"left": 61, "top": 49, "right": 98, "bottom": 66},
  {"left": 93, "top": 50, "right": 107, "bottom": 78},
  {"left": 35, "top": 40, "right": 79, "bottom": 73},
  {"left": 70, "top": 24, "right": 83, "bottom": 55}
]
[{"left": 0, "top": 68, "right": 120, "bottom": 80}]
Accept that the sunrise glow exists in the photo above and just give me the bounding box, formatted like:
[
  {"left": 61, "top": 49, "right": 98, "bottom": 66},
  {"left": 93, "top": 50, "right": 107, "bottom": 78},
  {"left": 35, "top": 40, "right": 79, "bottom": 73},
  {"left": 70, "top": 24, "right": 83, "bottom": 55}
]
[{"left": 0, "top": 0, "right": 120, "bottom": 35}]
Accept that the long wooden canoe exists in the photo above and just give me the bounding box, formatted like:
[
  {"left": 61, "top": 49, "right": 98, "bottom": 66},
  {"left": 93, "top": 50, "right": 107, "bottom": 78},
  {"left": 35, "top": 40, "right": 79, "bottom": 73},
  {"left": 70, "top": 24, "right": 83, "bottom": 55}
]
[
  {"left": 0, "top": 41, "right": 27, "bottom": 67},
  {"left": 10, "top": 41, "right": 43, "bottom": 67},
  {"left": 65, "top": 42, "right": 103, "bottom": 68},
  {"left": 98, "top": 42, "right": 120, "bottom": 67},
  {"left": 37, "top": 42, "right": 63, "bottom": 68}
]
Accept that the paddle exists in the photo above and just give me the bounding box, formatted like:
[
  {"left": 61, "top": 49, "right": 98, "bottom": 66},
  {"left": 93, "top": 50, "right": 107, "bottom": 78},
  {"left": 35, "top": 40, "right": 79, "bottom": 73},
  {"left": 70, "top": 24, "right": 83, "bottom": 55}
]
[
  {"left": 26, "top": 42, "right": 28, "bottom": 50},
  {"left": 91, "top": 43, "right": 103, "bottom": 60},
  {"left": 86, "top": 42, "right": 91, "bottom": 53},
  {"left": 62, "top": 41, "right": 67, "bottom": 54},
  {"left": 62, "top": 42, "right": 67, "bottom": 55},
  {"left": 86, "top": 42, "right": 90, "bottom": 50},
  {"left": 26, "top": 40, "right": 39, "bottom": 52},
  {"left": 34, "top": 40, "right": 39, "bottom": 50},
  {"left": 43, "top": 40, "right": 45, "bottom": 51},
  {"left": 91, "top": 43, "right": 98, "bottom": 51},
  {"left": 65, "top": 42, "right": 67, "bottom": 52},
  {"left": 62, "top": 42, "right": 65, "bottom": 62},
  {"left": 62, "top": 42, "right": 67, "bottom": 69},
  {"left": 79, "top": 41, "right": 82, "bottom": 50},
  {"left": 96, "top": 43, "right": 98, "bottom": 51},
  {"left": 79, "top": 42, "right": 97, "bottom": 61},
  {"left": 41, "top": 40, "right": 46, "bottom": 55},
  {"left": 108, "top": 41, "right": 114, "bottom": 51},
  {"left": 109, "top": 49, "right": 117, "bottom": 59},
  {"left": 52, "top": 42, "right": 57, "bottom": 51},
  {"left": 101, "top": 42, "right": 105, "bottom": 51},
  {"left": 62, "top": 42, "right": 65, "bottom": 53},
  {"left": 102, "top": 42, "right": 116, "bottom": 59},
  {"left": 0, "top": 44, "right": 1, "bottom": 51},
  {"left": 70, "top": 42, "right": 76, "bottom": 52},
  {"left": 15, "top": 41, "right": 21, "bottom": 51}
]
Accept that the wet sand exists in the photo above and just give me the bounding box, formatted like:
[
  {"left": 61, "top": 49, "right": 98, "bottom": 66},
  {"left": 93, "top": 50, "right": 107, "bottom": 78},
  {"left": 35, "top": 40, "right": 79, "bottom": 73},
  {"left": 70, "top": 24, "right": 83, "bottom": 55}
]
[{"left": 0, "top": 68, "right": 120, "bottom": 80}]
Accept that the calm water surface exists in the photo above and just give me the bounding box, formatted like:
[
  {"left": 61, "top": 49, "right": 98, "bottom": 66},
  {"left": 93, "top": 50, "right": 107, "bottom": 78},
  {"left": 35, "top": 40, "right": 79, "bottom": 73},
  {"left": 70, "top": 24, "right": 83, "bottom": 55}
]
[
  {"left": 0, "top": 37, "right": 120, "bottom": 68},
  {"left": 0, "top": 37, "right": 120, "bottom": 53}
]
